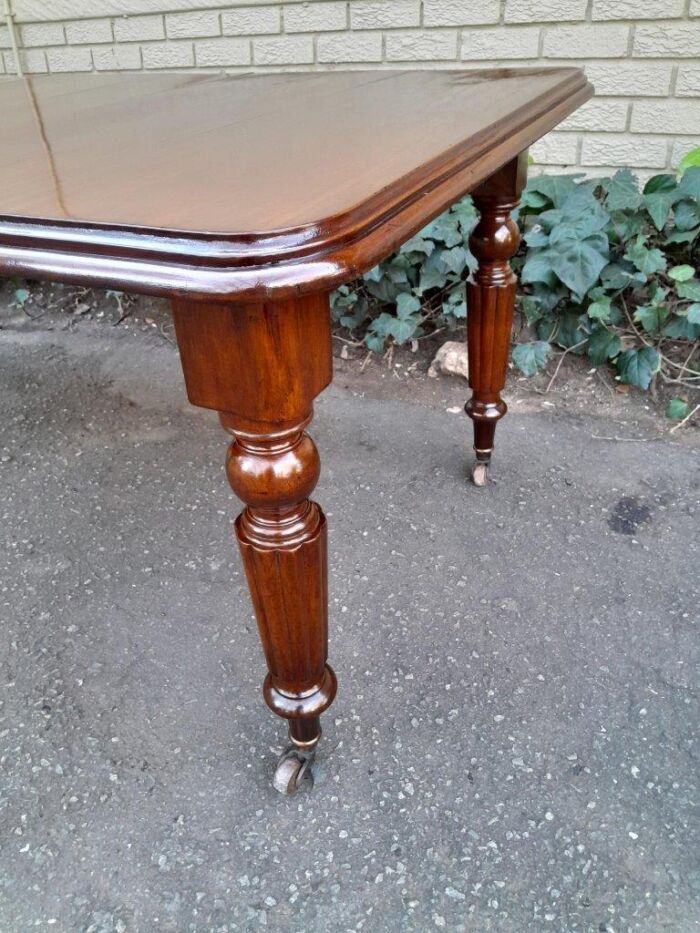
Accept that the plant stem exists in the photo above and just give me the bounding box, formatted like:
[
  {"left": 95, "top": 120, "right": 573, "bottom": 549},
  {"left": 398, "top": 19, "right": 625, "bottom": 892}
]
[{"left": 669, "top": 402, "right": 700, "bottom": 433}]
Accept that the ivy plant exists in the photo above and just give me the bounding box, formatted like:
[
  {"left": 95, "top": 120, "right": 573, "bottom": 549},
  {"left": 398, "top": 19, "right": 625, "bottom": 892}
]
[{"left": 331, "top": 149, "right": 700, "bottom": 393}]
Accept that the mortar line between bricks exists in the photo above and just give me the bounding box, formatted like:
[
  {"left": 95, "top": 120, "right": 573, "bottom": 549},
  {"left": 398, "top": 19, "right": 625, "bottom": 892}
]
[{"left": 670, "top": 63, "right": 679, "bottom": 96}]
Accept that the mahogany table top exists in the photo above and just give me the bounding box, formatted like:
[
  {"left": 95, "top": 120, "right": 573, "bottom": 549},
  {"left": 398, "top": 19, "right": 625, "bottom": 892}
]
[{"left": 0, "top": 68, "right": 592, "bottom": 301}]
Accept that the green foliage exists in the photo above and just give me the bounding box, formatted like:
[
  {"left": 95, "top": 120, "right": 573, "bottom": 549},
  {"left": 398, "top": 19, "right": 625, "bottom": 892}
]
[
  {"left": 331, "top": 198, "right": 478, "bottom": 353},
  {"left": 666, "top": 397, "right": 689, "bottom": 420},
  {"left": 679, "top": 147, "right": 700, "bottom": 174},
  {"left": 331, "top": 160, "right": 700, "bottom": 392},
  {"left": 512, "top": 341, "right": 550, "bottom": 376},
  {"left": 13, "top": 287, "right": 29, "bottom": 308}
]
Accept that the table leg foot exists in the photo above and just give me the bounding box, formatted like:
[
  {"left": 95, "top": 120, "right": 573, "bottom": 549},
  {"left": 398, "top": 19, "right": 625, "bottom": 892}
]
[
  {"left": 471, "top": 457, "right": 490, "bottom": 487},
  {"left": 465, "top": 152, "right": 528, "bottom": 485},
  {"left": 273, "top": 726, "right": 321, "bottom": 795}
]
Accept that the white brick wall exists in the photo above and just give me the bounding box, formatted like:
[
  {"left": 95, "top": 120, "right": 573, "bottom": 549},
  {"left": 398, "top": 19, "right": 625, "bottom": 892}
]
[{"left": 1, "top": 0, "right": 698, "bottom": 176}]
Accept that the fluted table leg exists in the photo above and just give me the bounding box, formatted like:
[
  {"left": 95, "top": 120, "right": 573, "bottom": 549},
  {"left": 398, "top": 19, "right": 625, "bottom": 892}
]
[
  {"left": 465, "top": 151, "right": 528, "bottom": 486},
  {"left": 171, "top": 292, "right": 336, "bottom": 794}
]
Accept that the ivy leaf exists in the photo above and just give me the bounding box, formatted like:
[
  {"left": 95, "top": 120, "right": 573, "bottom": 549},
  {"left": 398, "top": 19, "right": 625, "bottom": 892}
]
[
  {"left": 512, "top": 341, "right": 551, "bottom": 376},
  {"left": 666, "top": 397, "right": 689, "bottom": 421},
  {"left": 365, "top": 332, "right": 386, "bottom": 353},
  {"left": 450, "top": 198, "right": 478, "bottom": 232},
  {"left": 634, "top": 303, "right": 669, "bottom": 334},
  {"left": 365, "top": 276, "right": 400, "bottom": 303},
  {"left": 520, "top": 295, "right": 546, "bottom": 324},
  {"left": 644, "top": 174, "right": 677, "bottom": 194},
  {"left": 673, "top": 199, "right": 700, "bottom": 232},
  {"left": 562, "top": 187, "right": 610, "bottom": 226},
  {"left": 587, "top": 295, "right": 613, "bottom": 322},
  {"left": 520, "top": 188, "right": 551, "bottom": 212},
  {"left": 648, "top": 280, "right": 668, "bottom": 304},
  {"left": 665, "top": 226, "right": 700, "bottom": 245},
  {"left": 678, "top": 166, "right": 700, "bottom": 202},
  {"left": 442, "top": 289, "right": 467, "bottom": 318},
  {"left": 663, "top": 314, "right": 700, "bottom": 340},
  {"left": 643, "top": 174, "right": 679, "bottom": 230},
  {"left": 369, "top": 312, "right": 395, "bottom": 335},
  {"left": 644, "top": 192, "right": 679, "bottom": 231},
  {"left": 522, "top": 249, "right": 558, "bottom": 288},
  {"left": 388, "top": 315, "right": 420, "bottom": 344},
  {"left": 384, "top": 256, "right": 411, "bottom": 285},
  {"left": 601, "top": 262, "right": 646, "bottom": 292},
  {"left": 677, "top": 279, "right": 700, "bottom": 301},
  {"left": 555, "top": 311, "right": 588, "bottom": 350},
  {"left": 526, "top": 174, "right": 581, "bottom": 208},
  {"left": 417, "top": 266, "right": 447, "bottom": 295},
  {"left": 616, "top": 347, "right": 660, "bottom": 390},
  {"left": 524, "top": 226, "right": 549, "bottom": 248},
  {"left": 668, "top": 264, "right": 695, "bottom": 282},
  {"left": 679, "top": 147, "right": 700, "bottom": 173},
  {"left": 530, "top": 281, "right": 568, "bottom": 313},
  {"left": 624, "top": 235, "right": 667, "bottom": 275},
  {"left": 601, "top": 169, "right": 643, "bottom": 211},
  {"left": 395, "top": 292, "right": 421, "bottom": 319},
  {"left": 441, "top": 245, "right": 469, "bottom": 276},
  {"left": 421, "top": 214, "right": 463, "bottom": 247},
  {"left": 400, "top": 235, "right": 435, "bottom": 256},
  {"left": 548, "top": 228, "right": 609, "bottom": 301},
  {"left": 587, "top": 326, "right": 621, "bottom": 365},
  {"left": 609, "top": 209, "right": 647, "bottom": 243},
  {"left": 411, "top": 248, "right": 446, "bottom": 295},
  {"left": 687, "top": 304, "right": 700, "bottom": 325}
]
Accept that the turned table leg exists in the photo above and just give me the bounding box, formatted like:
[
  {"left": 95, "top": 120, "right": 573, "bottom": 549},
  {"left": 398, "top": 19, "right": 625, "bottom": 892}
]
[
  {"left": 465, "top": 151, "right": 528, "bottom": 486},
  {"left": 171, "top": 293, "right": 336, "bottom": 794}
]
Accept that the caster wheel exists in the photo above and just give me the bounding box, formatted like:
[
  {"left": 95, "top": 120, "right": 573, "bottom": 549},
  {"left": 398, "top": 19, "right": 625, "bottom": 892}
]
[
  {"left": 272, "top": 747, "right": 315, "bottom": 796},
  {"left": 472, "top": 461, "right": 489, "bottom": 487}
]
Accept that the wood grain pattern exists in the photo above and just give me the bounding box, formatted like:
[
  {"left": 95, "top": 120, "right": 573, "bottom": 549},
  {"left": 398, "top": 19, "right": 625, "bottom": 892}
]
[
  {"left": 465, "top": 153, "right": 528, "bottom": 474},
  {"left": 0, "top": 68, "right": 593, "bottom": 301},
  {"left": 171, "top": 294, "right": 336, "bottom": 746}
]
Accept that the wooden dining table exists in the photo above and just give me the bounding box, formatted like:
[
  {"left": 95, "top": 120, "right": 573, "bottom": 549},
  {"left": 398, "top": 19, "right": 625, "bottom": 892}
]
[{"left": 0, "top": 67, "right": 592, "bottom": 794}]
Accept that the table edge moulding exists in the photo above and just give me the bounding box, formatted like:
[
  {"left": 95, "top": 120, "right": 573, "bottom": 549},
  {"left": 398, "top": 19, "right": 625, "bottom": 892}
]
[{"left": 0, "top": 67, "right": 592, "bottom": 302}]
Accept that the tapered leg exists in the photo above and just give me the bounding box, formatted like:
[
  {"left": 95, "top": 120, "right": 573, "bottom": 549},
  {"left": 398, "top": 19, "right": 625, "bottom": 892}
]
[
  {"left": 171, "top": 292, "right": 336, "bottom": 793},
  {"left": 465, "top": 151, "right": 528, "bottom": 486}
]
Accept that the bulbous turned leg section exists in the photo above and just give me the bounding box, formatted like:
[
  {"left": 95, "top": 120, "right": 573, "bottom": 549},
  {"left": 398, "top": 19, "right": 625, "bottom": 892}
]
[
  {"left": 465, "top": 153, "right": 527, "bottom": 486},
  {"left": 224, "top": 413, "right": 337, "bottom": 794}
]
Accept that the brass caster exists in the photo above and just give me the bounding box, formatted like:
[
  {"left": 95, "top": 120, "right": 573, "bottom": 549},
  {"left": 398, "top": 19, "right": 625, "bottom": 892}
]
[
  {"left": 272, "top": 745, "right": 316, "bottom": 796},
  {"left": 472, "top": 461, "right": 489, "bottom": 487}
]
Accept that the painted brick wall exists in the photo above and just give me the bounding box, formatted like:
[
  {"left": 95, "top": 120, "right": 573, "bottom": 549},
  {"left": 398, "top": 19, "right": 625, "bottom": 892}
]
[{"left": 1, "top": 0, "right": 699, "bottom": 176}]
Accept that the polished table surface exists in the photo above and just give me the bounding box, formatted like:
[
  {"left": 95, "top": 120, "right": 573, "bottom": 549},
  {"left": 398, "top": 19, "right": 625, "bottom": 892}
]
[
  {"left": 0, "top": 68, "right": 591, "bottom": 300},
  {"left": 0, "top": 68, "right": 593, "bottom": 793}
]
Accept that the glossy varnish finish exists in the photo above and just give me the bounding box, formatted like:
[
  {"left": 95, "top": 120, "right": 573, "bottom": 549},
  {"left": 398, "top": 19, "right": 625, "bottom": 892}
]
[
  {"left": 0, "top": 68, "right": 592, "bottom": 300},
  {"left": 465, "top": 153, "right": 528, "bottom": 482},
  {"left": 171, "top": 294, "right": 336, "bottom": 749},
  {"left": 0, "top": 69, "right": 594, "bottom": 790}
]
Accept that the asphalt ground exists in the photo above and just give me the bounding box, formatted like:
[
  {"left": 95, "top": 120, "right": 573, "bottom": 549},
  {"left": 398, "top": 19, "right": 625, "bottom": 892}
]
[{"left": 0, "top": 323, "right": 698, "bottom": 932}]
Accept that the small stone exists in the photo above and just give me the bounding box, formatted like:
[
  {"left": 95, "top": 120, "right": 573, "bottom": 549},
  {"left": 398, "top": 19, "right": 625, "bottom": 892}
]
[
  {"left": 429, "top": 341, "right": 469, "bottom": 380},
  {"left": 445, "top": 886, "right": 465, "bottom": 900}
]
